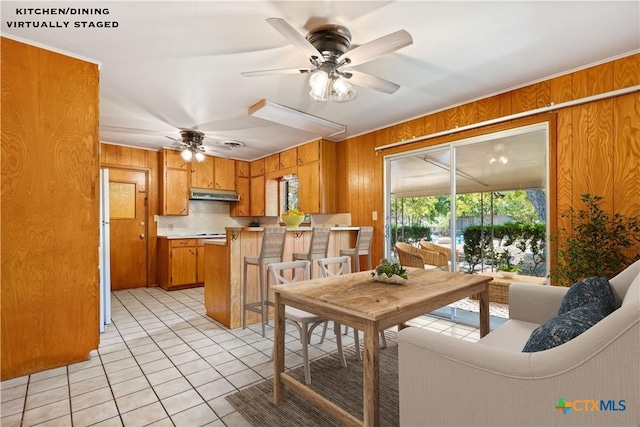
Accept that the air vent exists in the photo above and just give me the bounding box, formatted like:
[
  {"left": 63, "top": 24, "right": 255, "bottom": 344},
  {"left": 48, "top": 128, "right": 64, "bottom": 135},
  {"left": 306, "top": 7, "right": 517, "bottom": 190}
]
[{"left": 222, "top": 140, "right": 246, "bottom": 149}]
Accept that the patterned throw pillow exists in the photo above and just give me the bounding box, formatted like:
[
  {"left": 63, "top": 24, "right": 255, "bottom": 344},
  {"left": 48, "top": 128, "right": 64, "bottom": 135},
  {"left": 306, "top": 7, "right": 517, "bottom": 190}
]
[
  {"left": 522, "top": 303, "right": 608, "bottom": 352},
  {"left": 558, "top": 276, "right": 616, "bottom": 315}
]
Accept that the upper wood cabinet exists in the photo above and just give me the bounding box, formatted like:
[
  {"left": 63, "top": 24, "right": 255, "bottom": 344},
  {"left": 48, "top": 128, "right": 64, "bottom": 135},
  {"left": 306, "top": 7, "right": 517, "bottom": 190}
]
[
  {"left": 297, "top": 140, "right": 337, "bottom": 214},
  {"left": 280, "top": 148, "right": 298, "bottom": 169},
  {"left": 264, "top": 153, "right": 280, "bottom": 174},
  {"left": 160, "top": 149, "right": 189, "bottom": 215},
  {"left": 236, "top": 160, "right": 250, "bottom": 177},
  {"left": 250, "top": 175, "right": 265, "bottom": 216},
  {"left": 190, "top": 155, "right": 214, "bottom": 188},
  {"left": 165, "top": 150, "right": 190, "bottom": 169},
  {"left": 214, "top": 157, "right": 236, "bottom": 191},
  {"left": 297, "top": 140, "right": 320, "bottom": 164},
  {"left": 251, "top": 158, "right": 265, "bottom": 177},
  {"left": 231, "top": 176, "right": 250, "bottom": 217}
]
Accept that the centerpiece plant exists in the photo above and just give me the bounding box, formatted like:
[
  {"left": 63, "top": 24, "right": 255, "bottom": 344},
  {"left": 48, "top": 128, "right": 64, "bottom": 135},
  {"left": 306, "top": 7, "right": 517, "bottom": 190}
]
[{"left": 371, "top": 258, "right": 408, "bottom": 282}]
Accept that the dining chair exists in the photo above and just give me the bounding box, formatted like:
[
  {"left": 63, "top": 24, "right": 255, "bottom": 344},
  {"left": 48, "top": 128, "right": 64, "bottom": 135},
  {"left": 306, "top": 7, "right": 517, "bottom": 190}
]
[
  {"left": 268, "top": 260, "right": 347, "bottom": 385},
  {"left": 419, "top": 240, "right": 453, "bottom": 271},
  {"left": 340, "top": 226, "right": 374, "bottom": 272},
  {"left": 317, "top": 256, "right": 388, "bottom": 361},
  {"left": 396, "top": 241, "right": 448, "bottom": 270},
  {"left": 292, "top": 227, "right": 331, "bottom": 278},
  {"left": 242, "top": 227, "right": 287, "bottom": 337}
]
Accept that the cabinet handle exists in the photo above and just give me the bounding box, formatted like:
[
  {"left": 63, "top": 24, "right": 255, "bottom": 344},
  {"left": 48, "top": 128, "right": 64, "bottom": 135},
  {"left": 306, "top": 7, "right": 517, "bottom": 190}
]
[{"left": 189, "top": 249, "right": 195, "bottom": 255}]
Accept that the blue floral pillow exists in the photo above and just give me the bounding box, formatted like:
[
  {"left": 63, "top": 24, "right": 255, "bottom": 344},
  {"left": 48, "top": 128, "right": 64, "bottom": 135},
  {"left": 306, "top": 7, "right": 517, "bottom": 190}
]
[
  {"left": 558, "top": 276, "right": 616, "bottom": 316},
  {"left": 522, "top": 302, "right": 607, "bottom": 352}
]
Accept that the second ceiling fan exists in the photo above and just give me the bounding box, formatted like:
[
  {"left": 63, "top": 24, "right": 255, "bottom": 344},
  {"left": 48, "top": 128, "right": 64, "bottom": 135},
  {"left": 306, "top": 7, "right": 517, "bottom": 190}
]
[{"left": 242, "top": 18, "right": 413, "bottom": 102}]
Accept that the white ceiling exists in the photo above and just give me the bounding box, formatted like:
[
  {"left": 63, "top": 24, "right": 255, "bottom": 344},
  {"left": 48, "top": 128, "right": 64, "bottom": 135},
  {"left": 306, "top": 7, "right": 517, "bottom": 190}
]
[{"left": 2, "top": 1, "right": 639, "bottom": 161}]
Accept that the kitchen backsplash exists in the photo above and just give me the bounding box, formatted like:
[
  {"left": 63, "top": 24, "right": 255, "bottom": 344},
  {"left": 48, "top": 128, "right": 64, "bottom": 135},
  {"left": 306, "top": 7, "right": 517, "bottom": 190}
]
[
  {"left": 157, "top": 201, "right": 249, "bottom": 235},
  {"left": 157, "top": 201, "right": 352, "bottom": 235}
]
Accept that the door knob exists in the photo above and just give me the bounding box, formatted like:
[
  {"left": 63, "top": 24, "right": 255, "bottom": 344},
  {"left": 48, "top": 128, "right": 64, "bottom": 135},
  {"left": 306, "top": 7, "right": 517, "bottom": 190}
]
[{"left": 140, "top": 233, "right": 146, "bottom": 239}]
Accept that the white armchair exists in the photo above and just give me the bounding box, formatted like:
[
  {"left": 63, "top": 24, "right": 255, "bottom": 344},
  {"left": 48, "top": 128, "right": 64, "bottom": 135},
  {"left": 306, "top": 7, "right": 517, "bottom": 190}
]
[{"left": 398, "top": 260, "right": 640, "bottom": 426}]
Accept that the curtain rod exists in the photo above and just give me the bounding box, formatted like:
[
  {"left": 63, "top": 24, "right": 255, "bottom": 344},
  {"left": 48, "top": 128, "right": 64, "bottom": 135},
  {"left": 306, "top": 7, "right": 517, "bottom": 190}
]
[{"left": 375, "top": 85, "right": 640, "bottom": 152}]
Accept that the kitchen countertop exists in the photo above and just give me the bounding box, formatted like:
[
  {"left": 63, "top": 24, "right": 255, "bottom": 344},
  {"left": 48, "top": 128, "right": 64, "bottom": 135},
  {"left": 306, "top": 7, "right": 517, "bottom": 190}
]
[{"left": 158, "top": 233, "right": 226, "bottom": 239}]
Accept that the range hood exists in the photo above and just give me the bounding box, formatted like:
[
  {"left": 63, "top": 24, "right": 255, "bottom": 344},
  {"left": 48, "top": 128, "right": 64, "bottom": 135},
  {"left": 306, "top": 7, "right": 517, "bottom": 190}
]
[{"left": 189, "top": 188, "right": 240, "bottom": 202}]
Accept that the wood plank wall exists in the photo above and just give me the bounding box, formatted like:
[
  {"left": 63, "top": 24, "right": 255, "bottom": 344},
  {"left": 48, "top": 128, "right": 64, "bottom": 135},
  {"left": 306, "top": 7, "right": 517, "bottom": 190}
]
[
  {"left": 336, "top": 53, "right": 640, "bottom": 265},
  {"left": 1, "top": 38, "right": 100, "bottom": 380},
  {"left": 100, "top": 143, "right": 160, "bottom": 286}
]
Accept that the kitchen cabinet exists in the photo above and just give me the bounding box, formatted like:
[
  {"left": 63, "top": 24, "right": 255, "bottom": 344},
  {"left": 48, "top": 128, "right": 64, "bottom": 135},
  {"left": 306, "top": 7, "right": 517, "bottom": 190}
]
[
  {"left": 297, "top": 140, "right": 337, "bottom": 214},
  {"left": 250, "top": 175, "right": 265, "bottom": 216},
  {"left": 214, "top": 157, "right": 236, "bottom": 190},
  {"left": 160, "top": 149, "right": 189, "bottom": 215},
  {"left": 232, "top": 160, "right": 250, "bottom": 217},
  {"left": 236, "top": 160, "right": 250, "bottom": 178},
  {"left": 265, "top": 150, "right": 297, "bottom": 179},
  {"left": 190, "top": 155, "right": 214, "bottom": 188},
  {"left": 197, "top": 240, "right": 205, "bottom": 283},
  {"left": 251, "top": 158, "right": 265, "bottom": 177},
  {"left": 280, "top": 148, "right": 298, "bottom": 169},
  {"left": 297, "top": 140, "right": 320, "bottom": 164},
  {"left": 231, "top": 176, "right": 250, "bottom": 216},
  {"left": 158, "top": 238, "right": 204, "bottom": 290},
  {"left": 264, "top": 153, "right": 280, "bottom": 174}
]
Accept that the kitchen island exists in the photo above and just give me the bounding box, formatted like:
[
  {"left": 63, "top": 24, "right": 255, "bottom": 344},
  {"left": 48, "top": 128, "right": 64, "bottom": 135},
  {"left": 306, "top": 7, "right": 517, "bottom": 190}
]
[{"left": 204, "top": 226, "right": 359, "bottom": 328}]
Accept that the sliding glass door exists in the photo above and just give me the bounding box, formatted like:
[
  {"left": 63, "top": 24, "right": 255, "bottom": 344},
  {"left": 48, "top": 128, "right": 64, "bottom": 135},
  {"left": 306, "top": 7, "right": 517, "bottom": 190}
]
[{"left": 384, "top": 123, "right": 549, "bottom": 325}]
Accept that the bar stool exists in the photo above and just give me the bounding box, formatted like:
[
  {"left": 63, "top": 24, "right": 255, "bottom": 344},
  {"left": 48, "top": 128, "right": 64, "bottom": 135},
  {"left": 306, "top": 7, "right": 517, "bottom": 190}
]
[
  {"left": 242, "top": 227, "right": 287, "bottom": 336},
  {"left": 339, "top": 226, "right": 374, "bottom": 272},
  {"left": 292, "top": 227, "right": 331, "bottom": 278}
]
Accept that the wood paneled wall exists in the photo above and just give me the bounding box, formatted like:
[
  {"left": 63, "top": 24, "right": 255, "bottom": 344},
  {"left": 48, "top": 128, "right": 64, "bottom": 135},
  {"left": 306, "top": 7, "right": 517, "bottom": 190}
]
[
  {"left": 1, "top": 38, "right": 100, "bottom": 380},
  {"left": 100, "top": 143, "right": 160, "bottom": 286},
  {"left": 337, "top": 53, "right": 640, "bottom": 265}
]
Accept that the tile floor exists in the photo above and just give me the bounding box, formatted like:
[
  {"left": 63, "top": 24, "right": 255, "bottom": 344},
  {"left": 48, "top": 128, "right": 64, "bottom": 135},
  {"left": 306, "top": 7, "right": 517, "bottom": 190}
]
[{"left": 1, "top": 286, "right": 481, "bottom": 427}]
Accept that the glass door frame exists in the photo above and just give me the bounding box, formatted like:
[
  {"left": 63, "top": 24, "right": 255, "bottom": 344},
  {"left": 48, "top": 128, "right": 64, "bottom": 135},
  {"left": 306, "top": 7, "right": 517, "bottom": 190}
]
[{"left": 383, "top": 121, "right": 552, "bottom": 325}]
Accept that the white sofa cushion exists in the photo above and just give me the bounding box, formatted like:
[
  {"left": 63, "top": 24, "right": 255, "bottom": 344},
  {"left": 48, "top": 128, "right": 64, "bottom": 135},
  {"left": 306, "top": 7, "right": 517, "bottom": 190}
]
[{"left": 476, "top": 319, "right": 539, "bottom": 351}]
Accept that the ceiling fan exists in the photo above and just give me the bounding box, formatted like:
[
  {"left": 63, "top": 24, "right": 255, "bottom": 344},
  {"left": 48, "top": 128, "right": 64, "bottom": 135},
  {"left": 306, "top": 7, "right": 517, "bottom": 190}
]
[
  {"left": 242, "top": 18, "right": 413, "bottom": 102},
  {"left": 166, "top": 129, "right": 244, "bottom": 162}
]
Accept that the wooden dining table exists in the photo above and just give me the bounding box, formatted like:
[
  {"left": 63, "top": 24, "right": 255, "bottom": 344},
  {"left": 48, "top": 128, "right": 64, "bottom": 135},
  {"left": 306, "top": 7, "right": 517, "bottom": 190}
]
[{"left": 271, "top": 267, "right": 493, "bottom": 427}]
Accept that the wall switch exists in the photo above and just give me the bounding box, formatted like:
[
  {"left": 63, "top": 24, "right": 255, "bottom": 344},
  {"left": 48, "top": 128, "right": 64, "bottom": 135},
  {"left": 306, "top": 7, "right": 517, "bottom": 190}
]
[
  {"left": 372, "top": 211, "right": 378, "bottom": 221},
  {"left": 154, "top": 215, "right": 159, "bottom": 222}
]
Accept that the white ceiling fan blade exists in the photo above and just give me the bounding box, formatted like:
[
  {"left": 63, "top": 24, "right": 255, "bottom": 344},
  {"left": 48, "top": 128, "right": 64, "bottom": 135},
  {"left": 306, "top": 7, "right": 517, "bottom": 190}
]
[
  {"left": 241, "top": 68, "right": 312, "bottom": 77},
  {"left": 266, "top": 17, "right": 325, "bottom": 62},
  {"left": 338, "top": 29, "right": 413, "bottom": 66},
  {"left": 165, "top": 135, "right": 184, "bottom": 144},
  {"left": 344, "top": 70, "right": 401, "bottom": 94}
]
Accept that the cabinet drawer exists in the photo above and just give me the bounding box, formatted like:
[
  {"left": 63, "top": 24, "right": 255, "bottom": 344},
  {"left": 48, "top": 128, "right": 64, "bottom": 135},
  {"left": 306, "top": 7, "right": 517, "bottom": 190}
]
[{"left": 171, "top": 239, "right": 197, "bottom": 247}]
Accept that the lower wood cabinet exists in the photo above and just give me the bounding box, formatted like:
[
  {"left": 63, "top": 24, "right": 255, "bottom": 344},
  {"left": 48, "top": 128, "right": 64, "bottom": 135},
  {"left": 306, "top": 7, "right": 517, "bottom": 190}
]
[{"left": 158, "top": 238, "right": 205, "bottom": 290}]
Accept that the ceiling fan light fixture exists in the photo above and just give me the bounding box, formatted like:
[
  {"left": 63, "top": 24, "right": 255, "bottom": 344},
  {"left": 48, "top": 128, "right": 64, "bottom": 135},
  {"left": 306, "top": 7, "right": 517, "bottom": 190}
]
[
  {"left": 309, "top": 70, "right": 329, "bottom": 101},
  {"left": 181, "top": 148, "right": 193, "bottom": 162},
  {"left": 332, "top": 77, "right": 352, "bottom": 99},
  {"left": 177, "top": 130, "right": 206, "bottom": 162}
]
